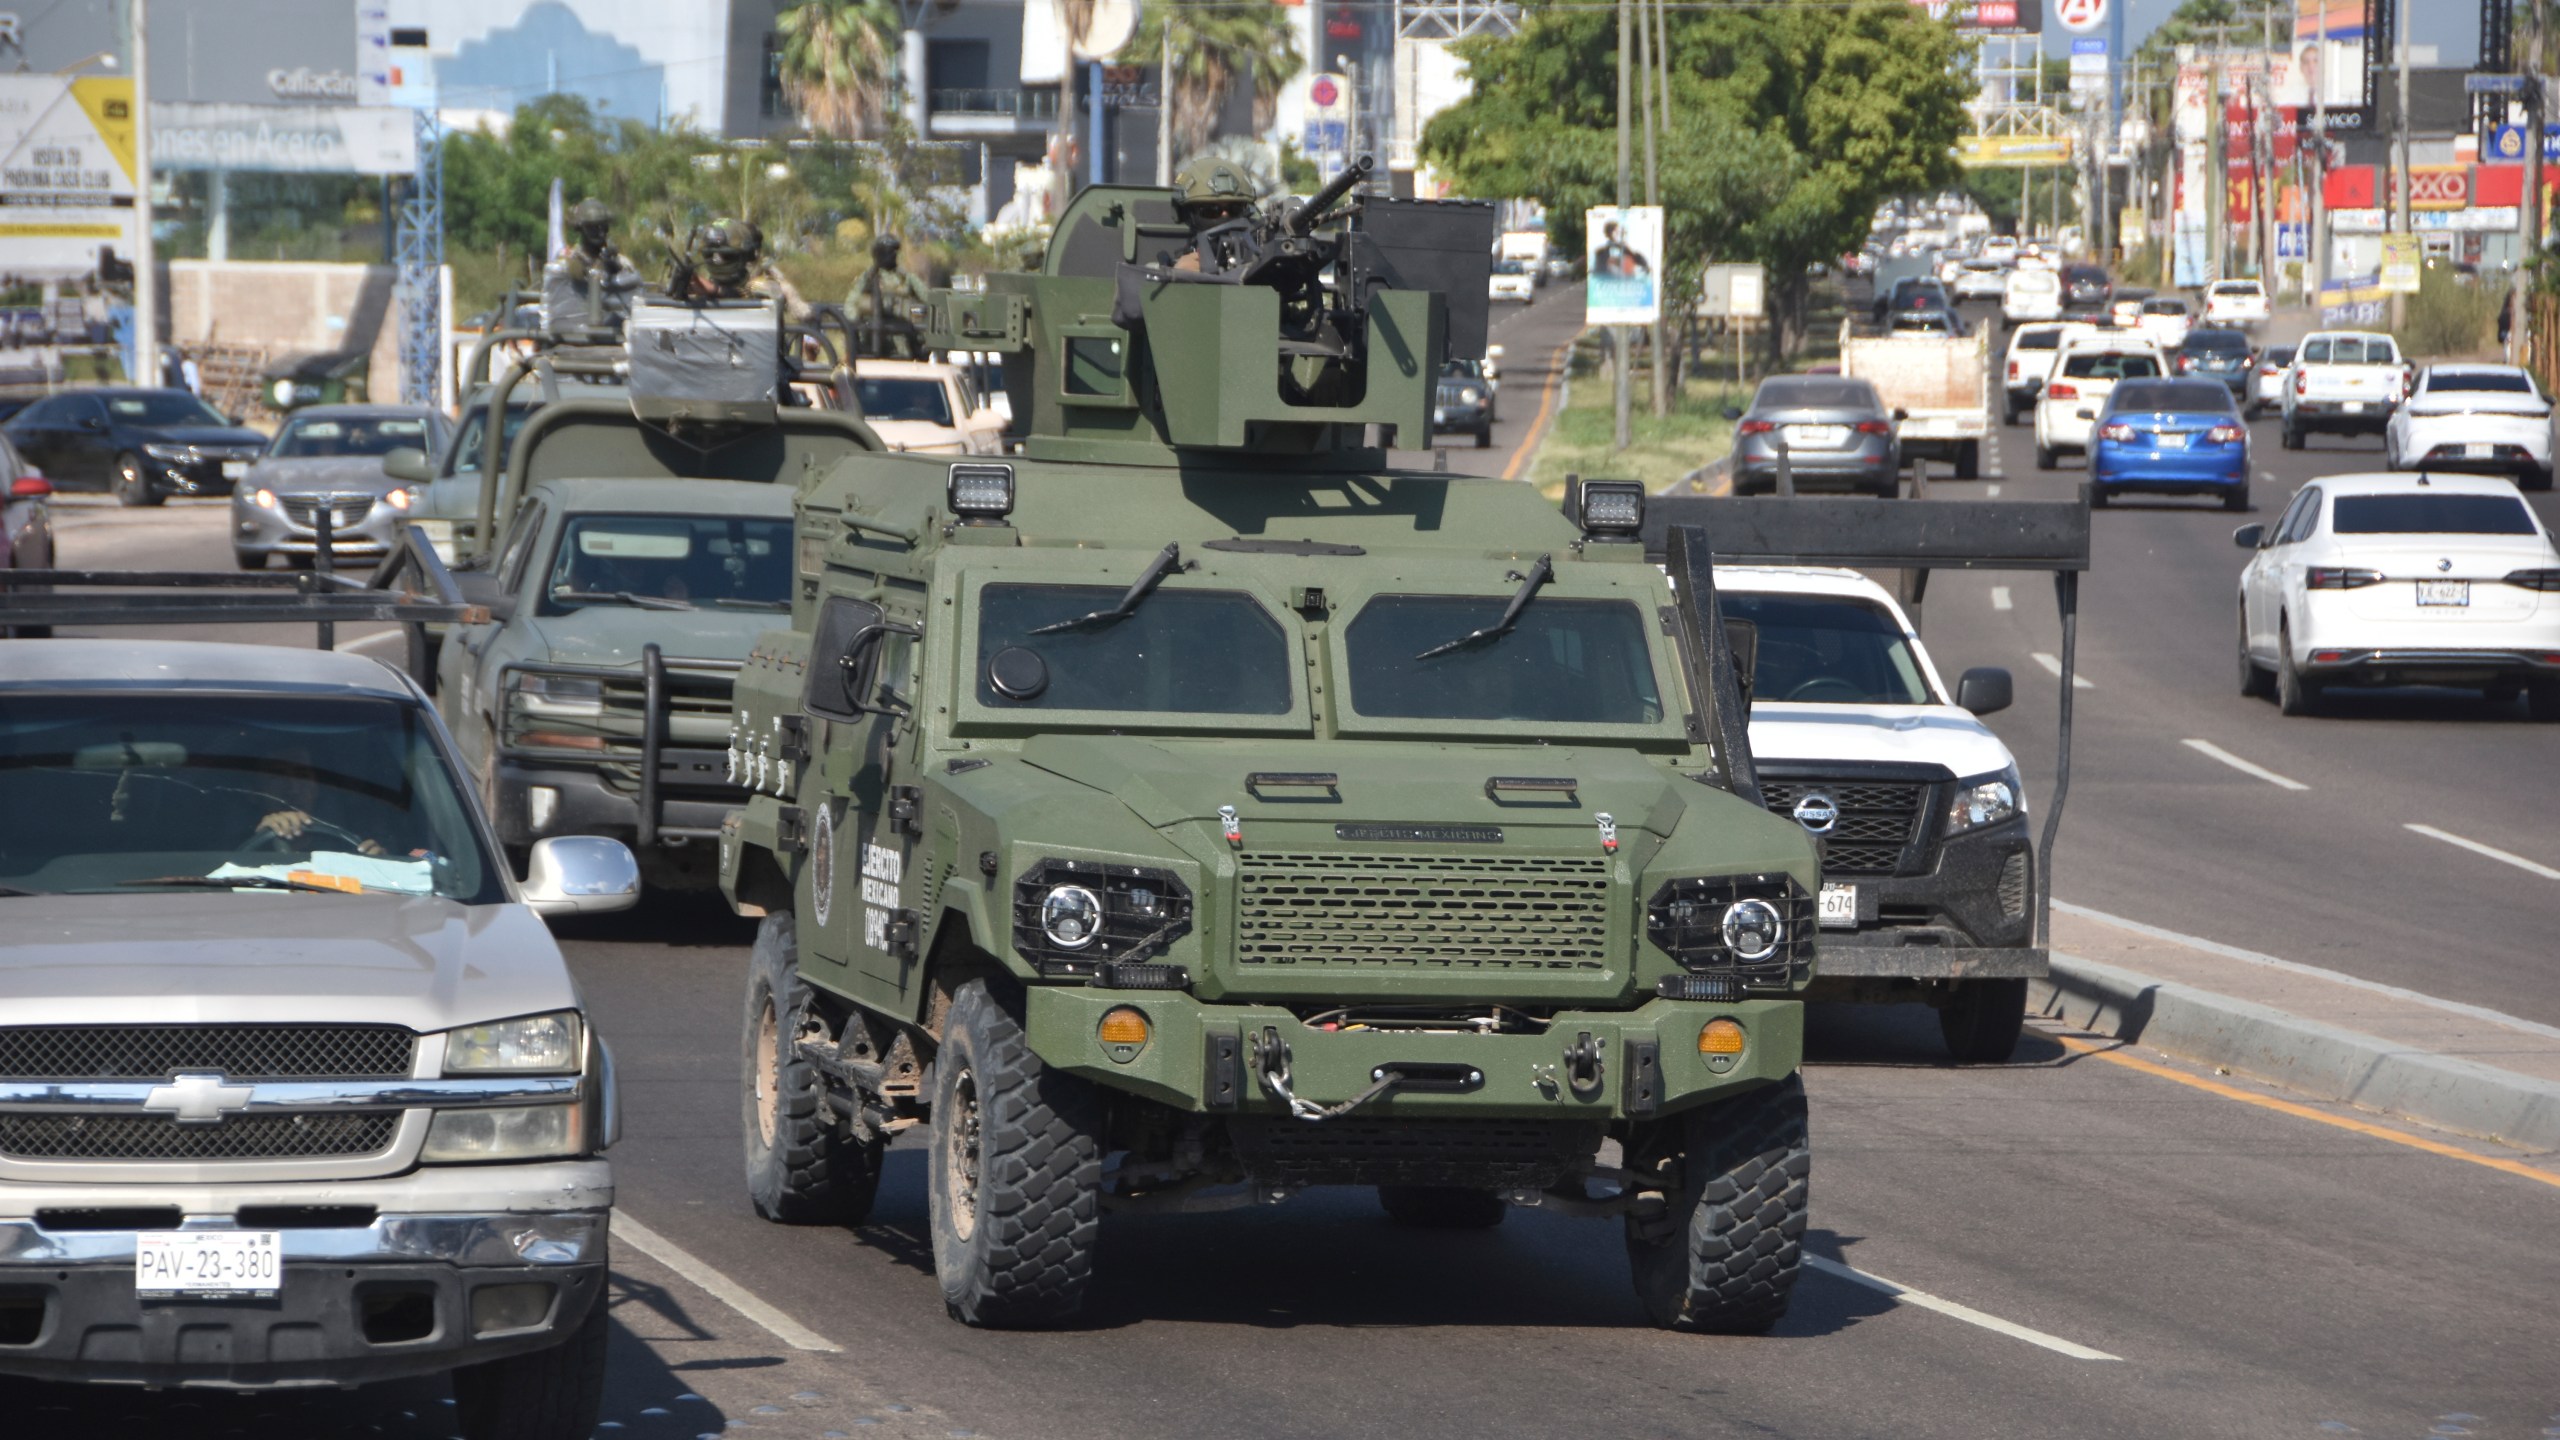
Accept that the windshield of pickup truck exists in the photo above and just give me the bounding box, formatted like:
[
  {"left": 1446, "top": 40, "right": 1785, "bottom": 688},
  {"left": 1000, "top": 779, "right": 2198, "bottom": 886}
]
[
  {"left": 976, "top": 583, "right": 1293, "bottom": 714},
  {"left": 1345, "top": 595, "right": 1664, "bottom": 724},
  {"left": 0, "top": 695, "right": 500, "bottom": 902},
  {"left": 1721, "top": 591, "right": 1931, "bottom": 706},
  {"left": 2301, "top": 336, "right": 2396, "bottom": 365},
  {"left": 544, "top": 514, "right": 793, "bottom": 612}
]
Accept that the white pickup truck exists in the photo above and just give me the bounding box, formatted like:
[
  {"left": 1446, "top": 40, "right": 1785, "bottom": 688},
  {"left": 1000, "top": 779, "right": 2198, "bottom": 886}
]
[
  {"left": 2281, "top": 330, "right": 2410, "bottom": 450},
  {"left": 1840, "top": 317, "right": 1992, "bottom": 479},
  {"left": 2201, "top": 279, "right": 2271, "bottom": 329}
]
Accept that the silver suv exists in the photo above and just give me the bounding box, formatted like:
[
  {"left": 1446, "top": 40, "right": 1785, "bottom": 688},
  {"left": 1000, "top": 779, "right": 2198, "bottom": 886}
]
[{"left": 0, "top": 638, "right": 636, "bottom": 1434}]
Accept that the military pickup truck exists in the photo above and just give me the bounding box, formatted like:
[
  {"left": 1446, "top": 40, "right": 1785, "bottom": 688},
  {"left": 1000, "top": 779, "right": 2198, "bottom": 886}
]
[
  {"left": 0, "top": 556, "right": 637, "bottom": 1435},
  {"left": 719, "top": 166, "right": 1826, "bottom": 1335}
]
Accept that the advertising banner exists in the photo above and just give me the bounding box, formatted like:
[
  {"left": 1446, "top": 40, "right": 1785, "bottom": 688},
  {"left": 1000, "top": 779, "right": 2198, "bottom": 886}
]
[
  {"left": 0, "top": 76, "right": 138, "bottom": 274},
  {"left": 2321, "top": 272, "right": 2385, "bottom": 326},
  {"left": 1585, "top": 205, "right": 1663, "bottom": 327},
  {"left": 2378, "top": 234, "right": 2422, "bottom": 293},
  {"left": 1957, "top": 134, "right": 2075, "bottom": 167},
  {"left": 1907, "top": 0, "right": 2043, "bottom": 33},
  {"left": 2053, "top": 0, "right": 2105, "bottom": 36},
  {"left": 152, "top": 102, "right": 417, "bottom": 175}
]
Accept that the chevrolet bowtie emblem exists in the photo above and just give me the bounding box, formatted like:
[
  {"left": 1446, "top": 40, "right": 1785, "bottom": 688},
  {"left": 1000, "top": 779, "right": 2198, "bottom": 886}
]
[{"left": 143, "top": 1073, "right": 256, "bottom": 1124}]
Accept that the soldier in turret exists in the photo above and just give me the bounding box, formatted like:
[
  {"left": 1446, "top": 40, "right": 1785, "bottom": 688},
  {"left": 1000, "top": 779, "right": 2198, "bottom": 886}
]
[
  {"left": 847, "top": 234, "right": 930, "bottom": 358},
  {"left": 1167, "top": 158, "right": 1258, "bottom": 274},
  {"left": 673, "top": 218, "right": 781, "bottom": 303}
]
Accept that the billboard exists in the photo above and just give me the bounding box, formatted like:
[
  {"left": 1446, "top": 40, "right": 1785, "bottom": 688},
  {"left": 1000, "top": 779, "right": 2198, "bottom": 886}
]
[
  {"left": 1585, "top": 205, "right": 1663, "bottom": 327},
  {"left": 0, "top": 75, "right": 138, "bottom": 274},
  {"left": 1908, "top": 0, "right": 2042, "bottom": 33},
  {"left": 1957, "top": 134, "right": 2076, "bottom": 167}
]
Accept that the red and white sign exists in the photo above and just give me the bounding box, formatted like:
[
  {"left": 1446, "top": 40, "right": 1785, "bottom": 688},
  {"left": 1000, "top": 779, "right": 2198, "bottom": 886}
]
[{"left": 2055, "top": 0, "right": 2107, "bottom": 35}]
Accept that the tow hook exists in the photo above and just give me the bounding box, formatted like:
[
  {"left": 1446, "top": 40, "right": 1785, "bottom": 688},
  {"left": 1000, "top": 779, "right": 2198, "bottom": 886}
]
[
  {"left": 1252, "top": 1024, "right": 1401, "bottom": 1122},
  {"left": 1562, "top": 1031, "right": 1606, "bottom": 1101}
]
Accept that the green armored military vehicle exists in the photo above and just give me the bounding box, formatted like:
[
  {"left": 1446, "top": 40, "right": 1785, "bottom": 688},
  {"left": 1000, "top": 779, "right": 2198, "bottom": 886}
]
[{"left": 720, "top": 165, "right": 1822, "bottom": 1332}]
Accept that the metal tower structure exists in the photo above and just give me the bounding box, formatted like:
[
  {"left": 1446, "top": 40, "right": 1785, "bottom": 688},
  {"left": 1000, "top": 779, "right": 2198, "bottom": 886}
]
[
  {"left": 395, "top": 108, "right": 444, "bottom": 407},
  {"left": 1393, "top": 0, "right": 1517, "bottom": 40},
  {"left": 1388, "top": 0, "right": 1518, "bottom": 173}
]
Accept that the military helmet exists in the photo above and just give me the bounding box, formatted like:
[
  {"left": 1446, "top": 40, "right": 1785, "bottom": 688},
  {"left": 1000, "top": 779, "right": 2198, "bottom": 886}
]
[
  {"left": 697, "top": 217, "right": 762, "bottom": 283},
  {"left": 1173, "top": 159, "right": 1255, "bottom": 218},
  {"left": 871, "top": 234, "right": 902, "bottom": 266},
  {"left": 570, "top": 197, "right": 613, "bottom": 229}
]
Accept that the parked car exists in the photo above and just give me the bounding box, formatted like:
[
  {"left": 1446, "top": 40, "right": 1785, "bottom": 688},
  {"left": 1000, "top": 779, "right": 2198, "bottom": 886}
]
[
  {"left": 2089, "top": 378, "right": 2251, "bottom": 510},
  {"left": 2384, "top": 364, "right": 2553, "bottom": 489},
  {"left": 2173, "top": 327, "right": 2256, "bottom": 399},
  {"left": 2281, "top": 331, "right": 2409, "bottom": 449},
  {"left": 1727, "top": 374, "right": 1901, "bottom": 498},
  {"left": 2202, "top": 279, "right": 2271, "bottom": 328},
  {"left": 2235, "top": 473, "right": 2560, "bottom": 717},
  {"left": 2001, "top": 266, "right": 2065, "bottom": 326},
  {"left": 0, "top": 387, "right": 266, "bottom": 507},
  {"left": 2033, "top": 337, "right": 2167, "bottom": 470},
  {"left": 2061, "top": 263, "right": 2114, "bottom": 316},
  {"left": 1488, "top": 259, "right": 1535, "bottom": 302},
  {"left": 2001, "top": 321, "right": 2098, "bottom": 425},
  {"left": 2247, "top": 344, "right": 2297, "bottom": 419},
  {"left": 1, "top": 433, "right": 55, "bottom": 638},
  {"left": 2136, "top": 297, "right": 2193, "bottom": 349},
  {"left": 230, "top": 404, "right": 449, "bottom": 570}
]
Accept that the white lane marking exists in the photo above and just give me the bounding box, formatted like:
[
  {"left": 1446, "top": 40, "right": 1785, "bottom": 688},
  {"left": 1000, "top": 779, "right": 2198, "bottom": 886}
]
[
  {"left": 1804, "top": 1255, "right": 2122, "bottom": 1362},
  {"left": 1986, "top": 483, "right": 2003, "bottom": 496},
  {"left": 2404, "top": 823, "right": 2560, "bottom": 881},
  {"left": 1991, "top": 585, "right": 2013, "bottom": 611},
  {"left": 2180, "top": 737, "right": 2310, "bottom": 792},
  {"left": 2054, "top": 898, "right": 2560, "bottom": 1044},
  {"left": 2030, "top": 652, "right": 2094, "bottom": 688},
  {"left": 612, "top": 1213, "right": 842, "bottom": 1353}
]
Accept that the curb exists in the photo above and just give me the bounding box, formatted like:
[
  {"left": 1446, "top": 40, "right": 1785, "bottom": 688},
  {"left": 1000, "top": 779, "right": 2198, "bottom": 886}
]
[{"left": 2034, "top": 954, "right": 2560, "bottom": 1155}]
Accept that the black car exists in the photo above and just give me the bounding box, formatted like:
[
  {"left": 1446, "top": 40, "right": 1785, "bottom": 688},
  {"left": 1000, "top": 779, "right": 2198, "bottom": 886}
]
[
  {"left": 2173, "top": 327, "right": 2256, "bottom": 398},
  {"left": 2061, "top": 264, "right": 2113, "bottom": 316},
  {"left": 1873, "top": 277, "right": 1956, "bottom": 325},
  {"left": 1433, "top": 363, "right": 1496, "bottom": 447},
  {"left": 0, "top": 387, "right": 266, "bottom": 507}
]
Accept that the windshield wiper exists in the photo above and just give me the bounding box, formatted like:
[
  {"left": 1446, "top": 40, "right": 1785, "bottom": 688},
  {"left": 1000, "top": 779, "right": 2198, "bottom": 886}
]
[
  {"left": 117, "top": 875, "right": 361, "bottom": 896},
  {"left": 1415, "top": 554, "right": 1554, "bottom": 660},
  {"left": 1029, "top": 543, "right": 1186, "bottom": 634},
  {"left": 710, "top": 596, "right": 791, "bottom": 611},
  {"left": 552, "top": 588, "right": 694, "bottom": 612}
]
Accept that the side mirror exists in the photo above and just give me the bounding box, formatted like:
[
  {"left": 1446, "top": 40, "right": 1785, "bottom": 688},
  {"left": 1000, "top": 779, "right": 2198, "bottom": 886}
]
[
  {"left": 383, "top": 446, "right": 435, "bottom": 484},
  {"left": 1955, "top": 666, "right": 2013, "bottom": 717},
  {"left": 1892, "top": 407, "right": 1910, "bottom": 422},
  {"left": 521, "top": 836, "right": 641, "bottom": 917},
  {"left": 2231, "top": 523, "right": 2266, "bottom": 549},
  {"left": 1721, "top": 406, "right": 1744, "bottom": 422},
  {"left": 9, "top": 473, "right": 50, "bottom": 498},
  {"left": 80, "top": 415, "right": 106, "bottom": 431}
]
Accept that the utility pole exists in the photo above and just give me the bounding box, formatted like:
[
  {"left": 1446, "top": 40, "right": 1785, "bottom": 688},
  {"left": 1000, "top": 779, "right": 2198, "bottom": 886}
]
[
  {"left": 2260, "top": 0, "right": 2279, "bottom": 292},
  {"left": 2517, "top": 3, "right": 2545, "bottom": 366},
  {"left": 2389, "top": 0, "right": 2410, "bottom": 331},
  {"left": 1156, "top": 22, "right": 1172, "bottom": 185},
  {"left": 1636, "top": 0, "right": 1664, "bottom": 418},
  {"left": 2310, "top": 0, "right": 2328, "bottom": 304},
  {"left": 2209, "top": 53, "right": 2227, "bottom": 283},
  {"left": 1614, "top": 0, "right": 1631, "bottom": 453},
  {"left": 125, "top": 0, "right": 154, "bottom": 388}
]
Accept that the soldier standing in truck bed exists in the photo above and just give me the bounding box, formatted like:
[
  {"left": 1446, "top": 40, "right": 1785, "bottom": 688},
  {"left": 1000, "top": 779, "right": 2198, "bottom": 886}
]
[{"left": 847, "top": 235, "right": 929, "bottom": 358}]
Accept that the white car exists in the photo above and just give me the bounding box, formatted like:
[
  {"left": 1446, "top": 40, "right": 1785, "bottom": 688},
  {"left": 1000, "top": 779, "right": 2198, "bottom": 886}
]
[
  {"left": 2001, "top": 267, "right": 2064, "bottom": 325},
  {"left": 2235, "top": 472, "right": 2560, "bottom": 717},
  {"left": 851, "top": 358, "right": 1006, "bottom": 456},
  {"left": 2384, "top": 364, "right": 2554, "bottom": 489},
  {"left": 2034, "top": 337, "right": 2167, "bottom": 469},
  {"left": 1489, "top": 260, "right": 1535, "bottom": 301},
  {"left": 2246, "top": 344, "right": 2296, "bottom": 419},
  {"left": 1980, "top": 236, "right": 2021, "bottom": 266},
  {"left": 1953, "top": 261, "right": 2009, "bottom": 303},
  {"left": 2202, "top": 279, "right": 2271, "bottom": 328},
  {"left": 2000, "top": 320, "right": 2097, "bottom": 426},
  {"left": 2135, "top": 298, "right": 2192, "bottom": 349}
]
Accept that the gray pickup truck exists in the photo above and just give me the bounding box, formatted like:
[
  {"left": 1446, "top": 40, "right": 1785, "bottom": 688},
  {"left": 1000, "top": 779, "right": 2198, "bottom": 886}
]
[{"left": 0, "top": 634, "right": 636, "bottom": 1435}]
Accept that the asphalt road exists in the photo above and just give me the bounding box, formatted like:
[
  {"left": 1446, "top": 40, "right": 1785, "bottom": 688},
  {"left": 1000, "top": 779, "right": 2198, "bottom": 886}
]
[{"left": 9, "top": 304, "right": 2560, "bottom": 1439}]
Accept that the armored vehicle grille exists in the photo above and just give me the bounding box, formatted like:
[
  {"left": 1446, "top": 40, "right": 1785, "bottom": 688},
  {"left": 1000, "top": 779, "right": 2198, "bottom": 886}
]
[
  {"left": 1228, "top": 1116, "right": 1602, "bottom": 1189},
  {"left": 1758, "top": 779, "right": 1929, "bottom": 876},
  {"left": 1235, "top": 853, "right": 1614, "bottom": 969},
  {"left": 0, "top": 1026, "right": 416, "bottom": 1081},
  {"left": 0, "top": 1112, "right": 401, "bottom": 1162}
]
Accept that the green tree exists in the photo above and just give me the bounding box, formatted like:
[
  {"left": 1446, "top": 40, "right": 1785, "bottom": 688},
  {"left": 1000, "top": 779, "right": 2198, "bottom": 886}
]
[
  {"left": 774, "top": 0, "right": 905, "bottom": 141},
  {"left": 1126, "top": 1, "right": 1305, "bottom": 164}
]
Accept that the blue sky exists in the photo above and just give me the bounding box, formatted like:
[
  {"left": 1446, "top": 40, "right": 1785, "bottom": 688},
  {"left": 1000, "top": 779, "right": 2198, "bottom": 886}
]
[{"left": 2042, "top": 1, "right": 2479, "bottom": 67}]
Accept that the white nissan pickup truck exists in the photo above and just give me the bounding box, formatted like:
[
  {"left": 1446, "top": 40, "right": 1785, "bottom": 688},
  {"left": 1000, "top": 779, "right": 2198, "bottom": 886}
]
[
  {"left": 1717, "top": 566, "right": 2036, "bottom": 1064},
  {"left": 0, "top": 637, "right": 638, "bottom": 1435},
  {"left": 2281, "top": 330, "right": 2410, "bottom": 449}
]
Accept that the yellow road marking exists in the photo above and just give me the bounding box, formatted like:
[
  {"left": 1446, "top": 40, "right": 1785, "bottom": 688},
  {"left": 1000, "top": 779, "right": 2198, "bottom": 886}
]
[
  {"left": 1500, "top": 331, "right": 1583, "bottom": 483},
  {"left": 2054, "top": 1034, "right": 2560, "bottom": 1193}
]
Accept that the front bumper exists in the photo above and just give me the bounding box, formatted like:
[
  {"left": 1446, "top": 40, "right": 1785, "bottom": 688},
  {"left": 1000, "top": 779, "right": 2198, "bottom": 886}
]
[
  {"left": 492, "top": 754, "right": 741, "bottom": 852},
  {"left": 1023, "top": 988, "right": 1802, "bottom": 1123},
  {"left": 0, "top": 1207, "right": 607, "bottom": 1390},
  {"left": 1430, "top": 402, "right": 1491, "bottom": 434},
  {"left": 1805, "top": 816, "right": 2041, "bottom": 983},
  {"left": 231, "top": 501, "right": 403, "bottom": 560}
]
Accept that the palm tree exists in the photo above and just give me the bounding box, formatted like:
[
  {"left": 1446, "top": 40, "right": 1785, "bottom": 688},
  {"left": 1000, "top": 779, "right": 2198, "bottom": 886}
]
[
  {"left": 773, "top": 0, "right": 904, "bottom": 141},
  {"left": 1127, "top": 0, "right": 1305, "bottom": 163}
]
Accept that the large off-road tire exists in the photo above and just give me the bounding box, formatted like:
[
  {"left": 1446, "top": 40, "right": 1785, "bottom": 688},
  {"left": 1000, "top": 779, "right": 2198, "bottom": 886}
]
[
  {"left": 1626, "top": 1073, "right": 1809, "bottom": 1335},
  {"left": 450, "top": 1291, "right": 608, "bottom": 1440},
  {"left": 929, "top": 979, "right": 1104, "bottom": 1327},
  {"left": 1938, "top": 978, "right": 2029, "bottom": 1065},
  {"left": 2276, "top": 620, "right": 2320, "bottom": 716},
  {"left": 112, "top": 451, "right": 163, "bottom": 507},
  {"left": 1378, "top": 1185, "right": 1507, "bottom": 1229},
  {"left": 743, "top": 909, "right": 882, "bottom": 1226}
]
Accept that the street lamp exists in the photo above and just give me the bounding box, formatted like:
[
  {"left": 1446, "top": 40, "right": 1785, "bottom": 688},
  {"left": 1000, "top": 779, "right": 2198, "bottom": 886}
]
[{"left": 53, "top": 50, "right": 118, "bottom": 75}]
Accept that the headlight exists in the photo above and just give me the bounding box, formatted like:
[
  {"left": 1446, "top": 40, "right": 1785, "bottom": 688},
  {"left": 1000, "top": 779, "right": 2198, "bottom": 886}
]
[
  {"left": 251, "top": 487, "right": 278, "bottom": 510},
  {"left": 1461, "top": 387, "right": 1484, "bottom": 403},
  {"left": 1646, "top": 876, "right": 1808, "bottom": 981},
  {"left": 386, "top": 486, "right": 414, "bottom": 511},
  {"left": 508, "top": 671, "right": 606, "bottom": 717},
  {"left": 444, "top": 1010, "right": 585, "bottom": 1074},
  {"left": 1012, "top": 859, "right": 1193, "bottom": 977},
  {"left": 422, "top": 1104, "right": 584, "bottom": 1162},
  {"left": 1944, "top": 766, "right": 2023, "bottom": 836},
  {"left": 142, "top": 443, "right": 195, "bottom": 463}
]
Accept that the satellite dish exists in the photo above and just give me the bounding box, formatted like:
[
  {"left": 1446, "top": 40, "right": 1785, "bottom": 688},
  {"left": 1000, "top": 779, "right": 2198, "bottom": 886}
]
[{"left": 1072, "top": 0, "right": 1141, "bottom": 61}]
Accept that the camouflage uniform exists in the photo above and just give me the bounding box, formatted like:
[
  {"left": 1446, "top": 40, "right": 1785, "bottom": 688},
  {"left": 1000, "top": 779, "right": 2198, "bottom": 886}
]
[
  {"left": 847, "top": 235, "right": 930, "bottom": 358},
  {"left": 1168, "top": 159, "right": 1257, "bottom": 274}
]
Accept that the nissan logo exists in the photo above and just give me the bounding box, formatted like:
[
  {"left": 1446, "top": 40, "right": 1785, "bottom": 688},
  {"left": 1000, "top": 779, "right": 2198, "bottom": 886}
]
[{"left": 1791, "top": 792, "right": 1840, "bottom": 834}]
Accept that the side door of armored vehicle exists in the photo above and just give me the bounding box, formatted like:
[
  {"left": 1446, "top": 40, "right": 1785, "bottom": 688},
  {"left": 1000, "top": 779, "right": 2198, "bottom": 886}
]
[
  {"left": 439, "top": 496, "right": 552, "bottom": 815},
  {"left": 794, "top": 584, "right": 931, "bottom": 1017}
]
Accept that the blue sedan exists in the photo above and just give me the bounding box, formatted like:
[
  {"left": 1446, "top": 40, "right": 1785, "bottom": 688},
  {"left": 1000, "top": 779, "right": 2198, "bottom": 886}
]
[{"left": 2089, "top": 378, "right": 2251, "bottom": 511}]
